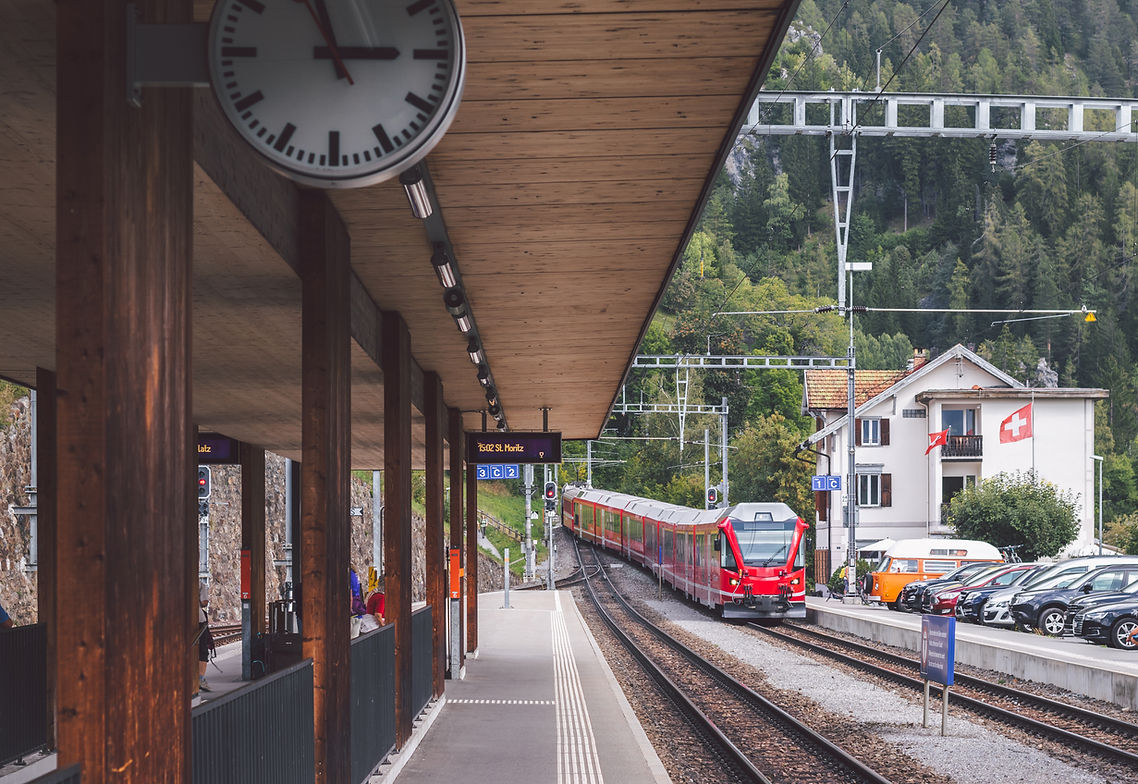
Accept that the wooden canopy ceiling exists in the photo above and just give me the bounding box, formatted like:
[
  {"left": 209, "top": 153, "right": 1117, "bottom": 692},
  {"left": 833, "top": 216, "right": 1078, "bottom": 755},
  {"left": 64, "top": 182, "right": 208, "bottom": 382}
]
[{"left": 0, "top": 0, "right": 798, "bottom": 467}]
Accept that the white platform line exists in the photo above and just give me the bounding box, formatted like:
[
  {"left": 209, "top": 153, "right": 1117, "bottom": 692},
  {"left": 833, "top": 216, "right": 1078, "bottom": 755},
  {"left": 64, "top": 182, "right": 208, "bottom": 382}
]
[{"left": 553, "top": 601, "right": 605, "bottom": 784}]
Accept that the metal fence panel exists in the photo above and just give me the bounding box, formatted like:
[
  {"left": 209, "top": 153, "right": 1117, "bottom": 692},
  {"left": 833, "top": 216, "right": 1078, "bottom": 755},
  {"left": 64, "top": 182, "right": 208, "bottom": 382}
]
[
  {"left": 411, "top": 607, "right": 433, "bottom": 718},
  {"left": 350, "top": 624, "right": 396, "bottom": 784},
  {"left": 0, "top": 623, "right": 49, "bottom": 765},
  {"left": 192, "top": 660, "right": 315, "bottom": 784}
]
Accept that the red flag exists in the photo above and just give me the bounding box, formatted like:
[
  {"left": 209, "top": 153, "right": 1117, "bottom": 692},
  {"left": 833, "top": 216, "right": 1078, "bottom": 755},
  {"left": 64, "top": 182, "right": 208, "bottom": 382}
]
[
  {"left": 999, "top": 402, "right": 1034, "bottom": 443},
  {"left": 925, "top": 428, "right": 949, "bottom": 455}
]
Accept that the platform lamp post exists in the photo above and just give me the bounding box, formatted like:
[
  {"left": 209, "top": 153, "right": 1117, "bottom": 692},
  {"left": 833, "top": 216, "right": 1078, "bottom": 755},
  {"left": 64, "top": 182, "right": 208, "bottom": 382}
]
[{"left": 844, "top": 261, "right": 871, "bottom": 603}]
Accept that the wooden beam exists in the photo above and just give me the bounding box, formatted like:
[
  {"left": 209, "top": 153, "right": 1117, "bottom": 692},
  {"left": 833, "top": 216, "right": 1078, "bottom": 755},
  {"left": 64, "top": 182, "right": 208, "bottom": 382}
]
[
  {"left": 466, "top": 462, "right": 478, "bottom": 654},
  {"left": 55, "top": 1, "right": 193, "bottom": 779},
  {"left": 383, "top": 310, "right": 414, "bottom": 746},
  {"left": 425, "top": 373, "right": 446, "bottom": 697},
  {"left": 299, "top": 190, "right": 352, "bottom": 783},
  {"left": 241, "top": 445, "right": 267, "bottom": 636},
  {"left": 448, "top": 407, "right": 464, "bottom": 672},
  {"left": 35, "top": 367, "right": 56, "bottom": 747}
]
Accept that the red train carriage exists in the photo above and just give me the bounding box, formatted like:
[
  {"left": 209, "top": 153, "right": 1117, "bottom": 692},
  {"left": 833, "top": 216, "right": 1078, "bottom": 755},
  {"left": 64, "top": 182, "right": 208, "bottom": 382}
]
[{"left": 562, "top": 486, "right": 808, "bottom": 620}]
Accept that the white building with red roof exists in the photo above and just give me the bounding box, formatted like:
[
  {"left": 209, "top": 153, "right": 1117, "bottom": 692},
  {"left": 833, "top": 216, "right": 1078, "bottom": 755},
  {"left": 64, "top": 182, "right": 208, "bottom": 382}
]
[{"left": 801, "top": 344, "right": 1107, "bottom": 581}]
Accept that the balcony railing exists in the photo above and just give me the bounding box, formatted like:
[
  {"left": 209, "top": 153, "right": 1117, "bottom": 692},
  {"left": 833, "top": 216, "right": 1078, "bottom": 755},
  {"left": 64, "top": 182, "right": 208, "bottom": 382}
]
[{"left": 942, "top": 434, "right": 982, "bottom": 459}]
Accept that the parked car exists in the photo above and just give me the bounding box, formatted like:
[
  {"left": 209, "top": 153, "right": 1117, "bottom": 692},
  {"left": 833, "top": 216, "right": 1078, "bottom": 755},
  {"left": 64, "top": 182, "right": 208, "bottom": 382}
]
[
  {"left": 1010, "top": 565, "right": 1138, "bottom": 635},
  {"left": 930, "top": 563, "right": 1039, "bottom": 617},
  {"left": 921, "top": 564, "right": 1009, "bottom": 614},
  {"left": 982, "top": 556, "right": 1138, "bottom": 627},
  {"left": 1063, "top": 579, "right": 1138, "bottom": 635},
  {"left": 1073, "top": 598, "right": 1138, "bottom": 649},
  {"left": 956, "top": 563, "right": 1044, "bottom": 623},
  {"left": 898, "top": 562, "right": 1000, "bottom": 612}
]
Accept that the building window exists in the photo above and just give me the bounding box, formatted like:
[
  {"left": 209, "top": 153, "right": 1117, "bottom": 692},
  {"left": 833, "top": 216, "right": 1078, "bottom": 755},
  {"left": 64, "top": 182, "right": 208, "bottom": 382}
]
[
  {"left": 861, "top": 418, "right": 880, "bottom": 445},
  {"left": 858, "top": 473, "right": 892, "bottom": 507},
  {"left": 942, "top": 408, "right": 976, "bottom": 436}
]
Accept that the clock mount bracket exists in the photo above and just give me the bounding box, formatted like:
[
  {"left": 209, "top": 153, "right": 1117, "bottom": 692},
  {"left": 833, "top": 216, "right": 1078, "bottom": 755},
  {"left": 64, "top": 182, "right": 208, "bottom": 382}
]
[{"left": 125, "top": 4, "right": 209, "bottom": 108}]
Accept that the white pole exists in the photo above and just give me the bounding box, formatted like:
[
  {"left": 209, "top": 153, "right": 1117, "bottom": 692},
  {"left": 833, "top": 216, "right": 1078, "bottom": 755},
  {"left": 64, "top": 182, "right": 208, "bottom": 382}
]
[
  {"left": 1092, "top": 454, "right": 1103, "bottom": 554},
  {"left": 704, "top": 429, "right": 711, "bottom": 510},
  {"left": 372, "top": 470, "right": 383, "bottom": 573},
  {"left": 721, "top": 396, "right": 729, "bottom": 507},
  {"left": 503, "top": 548, "right": 510, "bottom": 609}
]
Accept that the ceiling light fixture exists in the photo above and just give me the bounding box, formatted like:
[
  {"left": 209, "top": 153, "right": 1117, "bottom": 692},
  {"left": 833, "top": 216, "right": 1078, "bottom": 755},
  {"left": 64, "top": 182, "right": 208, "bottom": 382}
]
[
  {"left": 400, "top": 167, "right": 433, "bottom": 219},
  {"left": 477, "top": 364, "right": 492, "bottom": 387},
  {"left": 467, "top": 337, "right": 484, "bottom": 365},
  {"left": 431, "top": 243, "right": 457, "bottom": 289},
  {"left": 485, "top": 387, "right": 499, "bottom": 408}
]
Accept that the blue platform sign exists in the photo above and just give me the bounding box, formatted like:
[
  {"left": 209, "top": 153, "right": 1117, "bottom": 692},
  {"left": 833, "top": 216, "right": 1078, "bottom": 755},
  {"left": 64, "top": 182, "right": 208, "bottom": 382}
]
[
  {"left": 920, "top": 615, "right": 956, "bottom": 686},
  {"left": 477, "top": 464, "right": 519, "bottom": 480},
  {"left": 811, "top": 475, "right": 842, "bottom": 492}
]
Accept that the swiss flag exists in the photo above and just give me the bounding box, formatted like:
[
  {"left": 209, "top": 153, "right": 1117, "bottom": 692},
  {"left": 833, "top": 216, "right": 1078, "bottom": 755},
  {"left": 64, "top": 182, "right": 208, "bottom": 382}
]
[
  {"left": 999, "top": 402, "right": 1034, "bottom": 443},
  {"left": 925, "top": 428, "right": 950, "bottom": 455}
]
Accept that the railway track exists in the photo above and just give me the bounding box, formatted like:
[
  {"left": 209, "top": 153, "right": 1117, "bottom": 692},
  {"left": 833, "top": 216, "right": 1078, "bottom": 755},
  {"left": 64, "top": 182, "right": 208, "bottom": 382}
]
[
  {"left": 575, "top": 541, "right": 892, "bottom": 784},
  {"left": 750, "top": 622, "right": 1138, "bottom": 770},
  {"left": 210, "top": 623, "right": 243, "bottom": 645}
]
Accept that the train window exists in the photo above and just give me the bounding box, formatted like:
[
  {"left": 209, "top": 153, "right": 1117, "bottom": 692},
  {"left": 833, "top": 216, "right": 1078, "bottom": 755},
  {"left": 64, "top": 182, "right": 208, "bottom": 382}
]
[
  {"left": 645, "top": 523, "right": 656, "bottom": 557},
  {"left": 728, "top": 517, "right": 796, "bottom": 567},
  {"left": 721, "top": 533, "right": 738, "bottom": 570},
  {"left": 694, "top": 535, "right": 701, "bottom": 567},
  {"left": 664, "top": 530, "right": 674, "bottom": 558},
  {"left": 628, "top": 516, "right": 643, "bottom": 542}
]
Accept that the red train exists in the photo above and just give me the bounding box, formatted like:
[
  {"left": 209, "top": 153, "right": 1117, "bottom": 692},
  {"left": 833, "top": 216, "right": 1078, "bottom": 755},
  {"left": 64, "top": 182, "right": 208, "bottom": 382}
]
[{"left": 562, "top": 486, "right": 809, "bottom": 620}]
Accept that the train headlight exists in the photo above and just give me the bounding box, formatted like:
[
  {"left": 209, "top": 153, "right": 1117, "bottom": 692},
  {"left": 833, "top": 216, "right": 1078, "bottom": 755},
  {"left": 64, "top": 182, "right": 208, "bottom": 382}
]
[
  {"left": 790, "top": 578, "right": 800, "bottom": 585},
  {"left": 729, "top": 578, "right": 740, "bottom": 586}
]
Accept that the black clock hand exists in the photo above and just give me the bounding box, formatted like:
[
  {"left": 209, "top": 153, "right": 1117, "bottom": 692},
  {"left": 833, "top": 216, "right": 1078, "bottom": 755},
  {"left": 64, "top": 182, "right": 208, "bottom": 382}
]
[
  {"left": 314, "top": 46, "right": 400, "bottom": 60},
  {"left": 312, "top": 0, "right": 350, "bottom": 80},
  {"left": 293, "top": 0, "right": 354, "bottom": 84}
]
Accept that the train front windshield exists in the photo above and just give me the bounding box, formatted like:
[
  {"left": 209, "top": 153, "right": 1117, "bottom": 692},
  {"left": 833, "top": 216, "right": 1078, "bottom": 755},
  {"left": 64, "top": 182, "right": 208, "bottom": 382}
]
[{"left": 730, "top": 513, "right": 798, "bottom": 567}]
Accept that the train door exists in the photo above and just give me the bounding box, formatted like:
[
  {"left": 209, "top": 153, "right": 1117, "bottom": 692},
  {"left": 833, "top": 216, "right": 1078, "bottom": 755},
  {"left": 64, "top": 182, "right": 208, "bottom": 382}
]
[
  {"left": 645, "top": 520, "right": 658, "bottom": 574},
  {"left": 664, "top": 527, "right": 675, "bottom": 586}
]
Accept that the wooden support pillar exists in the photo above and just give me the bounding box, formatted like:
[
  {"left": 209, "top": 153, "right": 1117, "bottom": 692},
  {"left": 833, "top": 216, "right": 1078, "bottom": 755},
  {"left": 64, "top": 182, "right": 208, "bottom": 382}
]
[
  {"left": 241, "top": 446, "right": 267, "bottom": 634},
  {"left": 55, "top": 1, "right": 194, "bottom": 779},
  {"left": 448, "top": 408, "right": 464, "bottom": 670},
  {"left": 299, "top": 190, "right": 352, "bottom": 783},
  {"left": 424, "top": 373, "right": 445, "bottom": 697},
  {"left": 466, "top": 463, "right": 478, "bottom": 654},
  {"left": 383, "top": 311, "right": 413, "bottom": 747},
  {"left": 36, "top": 368, "right": 57, "bottom": 747}
]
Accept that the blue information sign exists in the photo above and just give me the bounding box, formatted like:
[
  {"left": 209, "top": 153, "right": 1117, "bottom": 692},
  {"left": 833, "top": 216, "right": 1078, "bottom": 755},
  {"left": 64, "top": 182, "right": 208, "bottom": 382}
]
[
  {"left": 811, "top": 475, "right": 842, "bottom": 492},
  {"left": 920, "top": 615, "right": 956, "bottom": 686},
  {"left": 476, "top": 464, "right": 520, "bottom": 480}
]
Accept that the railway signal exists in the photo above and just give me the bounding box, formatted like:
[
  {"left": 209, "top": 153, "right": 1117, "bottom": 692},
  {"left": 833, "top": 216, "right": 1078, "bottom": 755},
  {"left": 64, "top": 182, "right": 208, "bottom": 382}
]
[
  {"left": 706, "top": 486, "right": 718, "bottom": 506},
  {"left": 197, "top": 466, "right": 211, "bottom": 500},
  {"left": 544, "top": 481, "right": 557, "bottom": 512}
]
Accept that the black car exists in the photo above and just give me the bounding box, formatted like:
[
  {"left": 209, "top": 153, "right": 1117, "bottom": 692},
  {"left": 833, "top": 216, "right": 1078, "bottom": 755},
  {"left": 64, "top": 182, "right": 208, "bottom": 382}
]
[
  {"left": 1064, "top": 580, "right": 1138, "bottom": 634},
  {"left": 904, "top": 563, "right": 1003, "bottom": 613},
  {"left": 1073, "top": 598, "right": 1138, "bottom": 649},
  {"left": 1009, "top": 565, "right": 1138, "bottom": 635},
  {"left": 955, "top": 564, "right": 1044, "bottom": 623}
]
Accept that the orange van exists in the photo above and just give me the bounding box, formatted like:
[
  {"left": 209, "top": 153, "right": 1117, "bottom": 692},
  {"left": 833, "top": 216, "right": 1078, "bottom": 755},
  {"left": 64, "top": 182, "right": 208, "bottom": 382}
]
[{"left": 868, "top": 538, "right": 1003, "bottom": 609}]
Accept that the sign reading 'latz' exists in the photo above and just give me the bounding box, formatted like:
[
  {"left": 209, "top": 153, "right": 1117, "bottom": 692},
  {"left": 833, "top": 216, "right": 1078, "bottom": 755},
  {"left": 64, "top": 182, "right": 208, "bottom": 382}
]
[
  {"left": 466, "top": 432, "right": 562, "bottom": 465},
  {"left": 198, "top": 433, "right": 240, "bottom": 465}
]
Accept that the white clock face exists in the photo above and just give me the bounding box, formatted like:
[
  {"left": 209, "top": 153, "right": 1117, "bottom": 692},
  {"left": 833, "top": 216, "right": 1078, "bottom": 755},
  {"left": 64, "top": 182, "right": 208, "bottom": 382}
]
[{"left": 208, "top": 0, "right": 465, "bottom": 188}]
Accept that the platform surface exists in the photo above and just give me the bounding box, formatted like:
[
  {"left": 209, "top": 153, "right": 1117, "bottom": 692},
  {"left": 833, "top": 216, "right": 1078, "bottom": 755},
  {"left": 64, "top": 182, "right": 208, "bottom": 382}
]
[
  {"left": 808, "top": 596, "right": 1138, "bottom": 709},
  {"left": 393, "top": 589, "right": 670, "bottom": 784}
]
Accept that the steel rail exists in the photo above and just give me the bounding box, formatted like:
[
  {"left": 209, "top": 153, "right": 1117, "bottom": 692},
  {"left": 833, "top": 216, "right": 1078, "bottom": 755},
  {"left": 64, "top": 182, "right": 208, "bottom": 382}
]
[
  {"left": 583, "top": 545, "right": 893, "bottom": 784},
  {"left": 751, "top": 623, "right": 1138, "bottom": 768},
  {"left": 573, "top": 540, "right": 771, "bottom": 784}
]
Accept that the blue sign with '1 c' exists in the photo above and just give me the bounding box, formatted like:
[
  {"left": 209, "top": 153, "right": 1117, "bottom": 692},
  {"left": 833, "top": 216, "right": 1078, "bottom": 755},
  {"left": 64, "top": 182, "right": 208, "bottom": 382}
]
[
  {"left": 920, "top": 615, "right": 956, "bottom": 686},
  {"left": 811, "top": 475, "right": 842, "bottom": 492}
]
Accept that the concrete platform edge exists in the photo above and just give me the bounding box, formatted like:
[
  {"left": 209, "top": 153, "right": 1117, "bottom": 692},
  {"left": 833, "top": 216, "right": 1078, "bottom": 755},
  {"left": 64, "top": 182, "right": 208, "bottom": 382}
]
[
  {"left": 808, "top": 601, "right": 1138, "bottom": 710},
  {"left": 566, "top": 591, "right": 673, "bottom": 784},
  {"left": 372, "top": 695, "right": 447, "bottom": 784}
]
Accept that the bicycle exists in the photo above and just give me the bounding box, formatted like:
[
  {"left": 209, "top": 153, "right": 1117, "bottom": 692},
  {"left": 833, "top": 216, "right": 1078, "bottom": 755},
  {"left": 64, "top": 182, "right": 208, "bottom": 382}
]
[{"left": 999, "top": 544, "right": 1024, "bottom": 564}]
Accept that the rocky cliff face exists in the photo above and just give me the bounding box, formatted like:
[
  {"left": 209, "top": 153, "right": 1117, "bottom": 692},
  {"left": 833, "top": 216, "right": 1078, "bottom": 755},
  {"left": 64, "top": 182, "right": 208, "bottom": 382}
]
[{"left": 0, "top": 395, "right": 501, "bottom": 626}]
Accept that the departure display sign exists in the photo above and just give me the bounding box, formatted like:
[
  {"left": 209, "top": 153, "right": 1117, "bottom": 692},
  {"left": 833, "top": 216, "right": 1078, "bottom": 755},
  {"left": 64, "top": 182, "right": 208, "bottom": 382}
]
[
  {"left": 466, "top": 431, "right": 562, "bottom": 465},
  {"left": 197, "top": 433, "right": 240, "bottom": 464}
]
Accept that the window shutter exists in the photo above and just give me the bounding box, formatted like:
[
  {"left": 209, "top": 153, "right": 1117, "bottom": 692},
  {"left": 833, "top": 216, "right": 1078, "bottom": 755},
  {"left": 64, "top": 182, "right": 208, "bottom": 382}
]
[
  {"left": 881, "top": 419, "right": 890, "bottom": 445},
  {"left": 855, "top": 418, "right": 862, "bottom": 446},
  {"left": 881, "top": 474, "right": 892, "bottom": 507}
]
